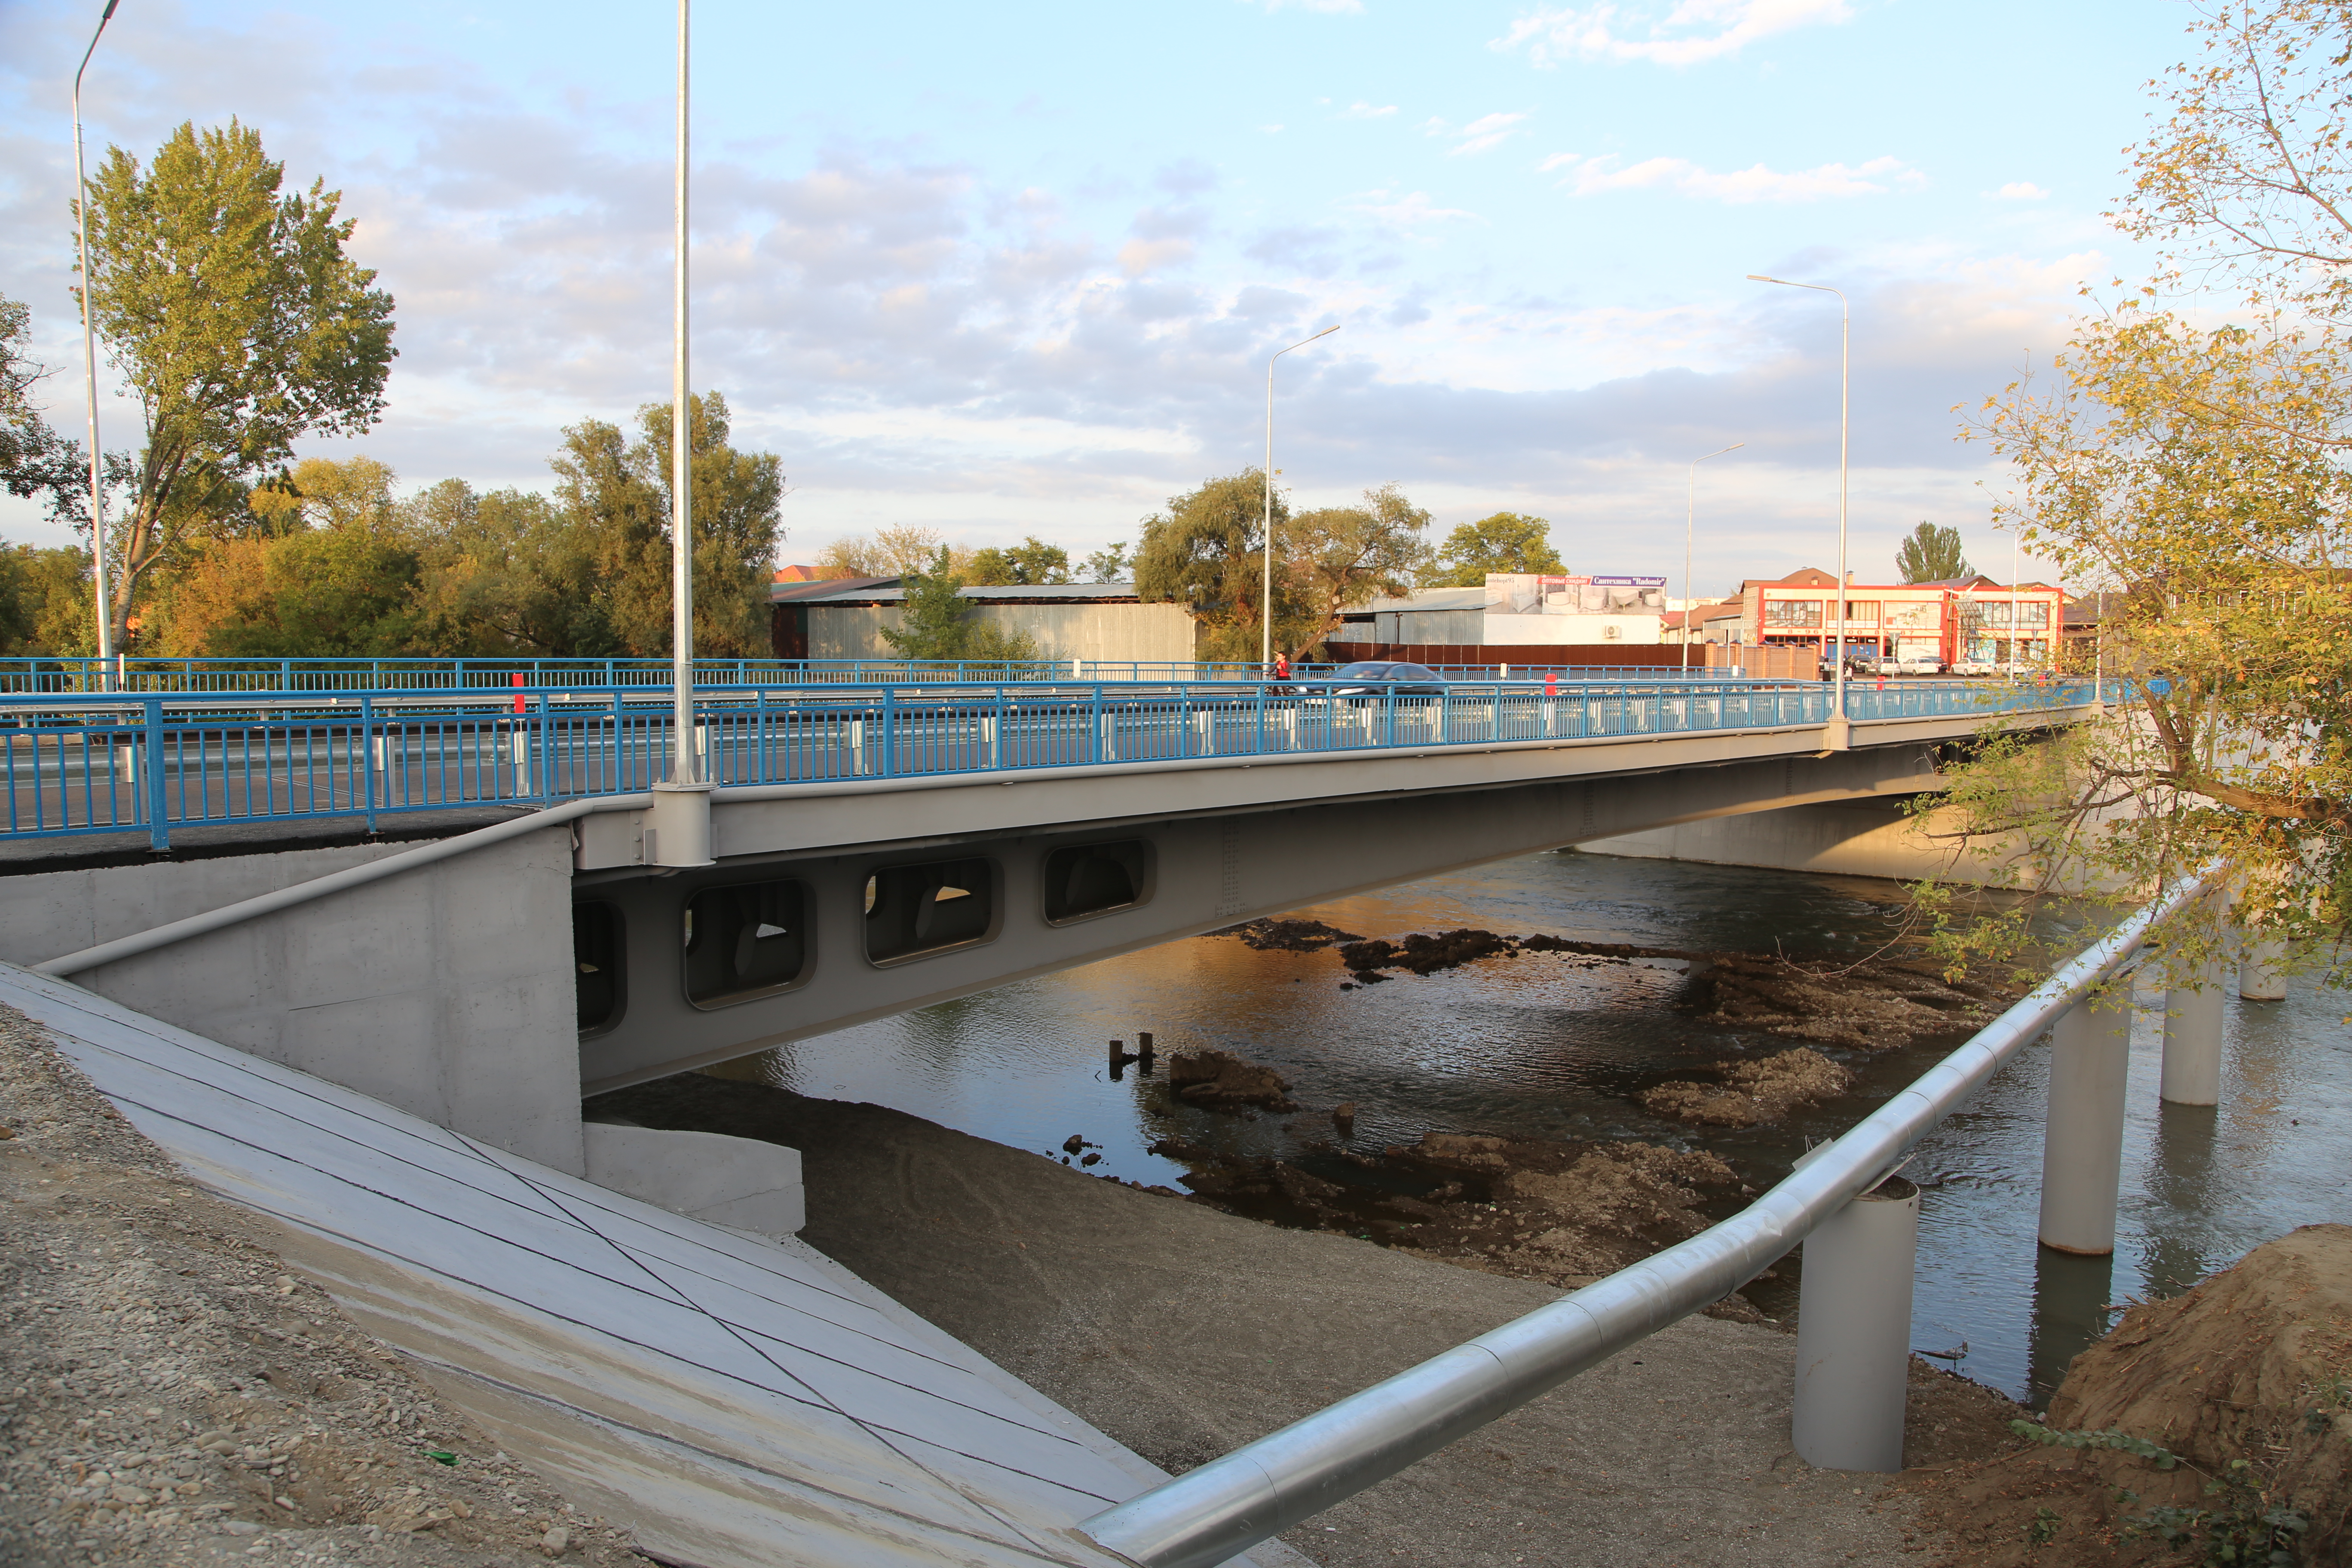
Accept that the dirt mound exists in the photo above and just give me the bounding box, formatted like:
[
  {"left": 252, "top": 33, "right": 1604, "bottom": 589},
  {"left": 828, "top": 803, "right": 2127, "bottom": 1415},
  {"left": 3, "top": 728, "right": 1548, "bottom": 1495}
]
[
  {"left": 1160, "top": 1125, "right": 1754, "bottom": 1302},
  {"left": 1690, "top": 952, "right": 2010, "bottom": 1050},
  {"left": 1340, "top": 928, "right": 1520, "bottom": 977},
  {"left": 1639, "top": 1047, "right": 1857, "bottom": 1126},
  {"left": 1903, "top": 1223, "right": 2352, "bottom": 1566},
  {"left": 1164, "top": 1049, "right": 1299, "bottom": 1112},
  {"left": 1217, "top": 918, "right": 1365, "bottom": 951}
]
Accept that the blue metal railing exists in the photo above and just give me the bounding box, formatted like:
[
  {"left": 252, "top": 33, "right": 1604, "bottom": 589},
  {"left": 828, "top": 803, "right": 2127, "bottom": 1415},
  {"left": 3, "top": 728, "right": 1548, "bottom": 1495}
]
[
  {"left": 0, "top": 677, "right": 2106, "bottom": 851},
  {"left": 0, "top": 655, "right": 1798, "bottom": 694}
]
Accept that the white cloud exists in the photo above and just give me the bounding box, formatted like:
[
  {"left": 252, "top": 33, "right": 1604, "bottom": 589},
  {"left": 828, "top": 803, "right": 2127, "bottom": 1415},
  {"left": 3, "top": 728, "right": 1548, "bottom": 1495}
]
[
  {"left": 1117, "top": 237, "right": 1196, "bottom": 276},
  {"left": 1494, "top": 0, "right": 1852, "bottom": 68},
  {"left": 1343, "top": 188, "right": 1481, "bottom": 235},
  {"left": 1340, "top": 101, "right": 1399, "bottom": 119},
  {"left": 1988, "top": 181, "right": 2051, "bottom": 201},
  {"left": 1243, "top": 0, "right": 1365, "bottom": 12},
  {"left": 1423, "top": 111, "right": 1531, "bottom": 157},
  {"left": 1546, "top": 152, "right": 1926, "bottom": 202}
]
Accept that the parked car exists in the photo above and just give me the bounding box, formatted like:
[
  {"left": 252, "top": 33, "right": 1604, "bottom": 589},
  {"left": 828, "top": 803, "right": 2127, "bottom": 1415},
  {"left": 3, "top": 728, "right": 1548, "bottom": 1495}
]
[
  {"left": 1948, "top": 657, "right": 1997, "bottom": 677},
  {"left": 1893, "top": 653, "right": 1947, "bottom": 676},
  {"left": 1299, "top": 660, "right": 1448, "bottom": 697}
]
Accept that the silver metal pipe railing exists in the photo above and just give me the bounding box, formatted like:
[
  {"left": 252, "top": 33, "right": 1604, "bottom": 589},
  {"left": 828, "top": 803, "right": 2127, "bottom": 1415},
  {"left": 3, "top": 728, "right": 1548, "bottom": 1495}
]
[{"left": 1076, "top": 873, "right": 2210, "bottom": 1568}]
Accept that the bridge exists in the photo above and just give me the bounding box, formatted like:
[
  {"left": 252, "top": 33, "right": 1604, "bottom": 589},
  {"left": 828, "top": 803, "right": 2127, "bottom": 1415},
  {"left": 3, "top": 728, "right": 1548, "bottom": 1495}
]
[{"left": 0, "top": 671, "right": 2098, "bottom": 1187}]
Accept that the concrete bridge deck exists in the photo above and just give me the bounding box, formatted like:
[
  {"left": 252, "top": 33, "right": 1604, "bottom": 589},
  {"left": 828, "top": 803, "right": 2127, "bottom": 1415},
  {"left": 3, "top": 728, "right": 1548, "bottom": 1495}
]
[{"left": 0, "top": 961, "right": 1305, "bottom": 1568}]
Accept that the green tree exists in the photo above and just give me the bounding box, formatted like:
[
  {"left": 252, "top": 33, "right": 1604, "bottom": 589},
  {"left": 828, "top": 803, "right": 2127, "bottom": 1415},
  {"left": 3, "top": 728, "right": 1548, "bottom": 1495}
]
[
  {"left": 638, "top": 392, "right": 786, "bottom": 657},
  {"left": 1289, "top": 483, "right": 1430, "bottom": 651},
  {"left": 1135, "top": 469, "right": 1296, "bottom": 660},
  {"left": 879, "top": 547, "right": 1038, "bottom": 662},
  {"left": 79, "top": 119, "right": 396, "bottom": 649},
  {"left": 1, "top": 294, "right": 83, "bottom": 521},
  {"left": 1418, "top": 511, "right": 1563, "bottom": 586},
  {"left": 0, "top": 545, "right": 96, "bottom": 655},
  {"left": 548, "top": 391, "right": 783, "bottom": 658},
  {"left": 407, "top": 479, "right": 619, "bottom": 657},
  {"left": 966, "top": 536, "right": 1071, "bottom": 586},
  {"left": 1083, "top": 542, "right": 1130, "bottom": 583},
  {"left": 1895, "top": 521, "right": 1971, "bottom": 583},
  {"left": 1923, "top": 1, "right": 2352, "bottom": 986}
]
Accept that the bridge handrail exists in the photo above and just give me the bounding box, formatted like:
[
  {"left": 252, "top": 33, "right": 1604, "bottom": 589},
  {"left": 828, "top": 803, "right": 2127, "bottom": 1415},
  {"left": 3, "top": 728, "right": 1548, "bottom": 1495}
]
[
  {"left": 1072, "top": 871, "right": 2210, "bottom": 1568},
  {"left": 0, "top": 674, "right": 2075, "bottom": 719},
  {"left": 0, "top": 677, "right": 2108, "bottom": 851},
  {"left": 0, "top": 655, "right": 1791, "bottom": 693}
]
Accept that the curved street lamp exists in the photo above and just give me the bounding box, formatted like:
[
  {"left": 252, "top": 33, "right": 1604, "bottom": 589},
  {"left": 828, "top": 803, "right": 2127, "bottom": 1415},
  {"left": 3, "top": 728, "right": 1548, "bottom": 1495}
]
[
  {"left": 1747, "top": 273, "right": 1850, "bottom": 746},
  {"left": 73, "top": 0, "right": 122, "bottom": 687},
  {"left": 1262, "top": 325, "right": 1339, "bottom": 669},
  {"left": 1681, "top": 442, "right": 1743, "bottom": 673}
]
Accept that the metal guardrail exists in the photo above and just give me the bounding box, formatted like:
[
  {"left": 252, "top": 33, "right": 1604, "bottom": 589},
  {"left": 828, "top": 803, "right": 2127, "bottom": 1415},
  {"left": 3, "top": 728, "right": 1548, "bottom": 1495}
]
[
  {"left": 1075, "top": 873, "right": 2207, "bottom": 1568},
  {"left": 0, "top": 677, "right": 2104, "bottom": 851},
  {"left": 0, "top": 655, "right": 1798, "bottom": 694}
]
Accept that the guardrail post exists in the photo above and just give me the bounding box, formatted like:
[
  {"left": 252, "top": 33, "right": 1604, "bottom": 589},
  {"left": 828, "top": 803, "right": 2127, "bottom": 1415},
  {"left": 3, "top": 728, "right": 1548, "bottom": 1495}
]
[
  {"left": 1791, "top": 1172, "right": 1920, "bottom": 1472},
  {"left": 2037, "top": 992, "right": 2132, "bottom": 1255},
  {"left": 361, "top": 694, "right": 379, "bottom": 834},
  {"left": 2160, "top": 953, "right": 2228, "bottom": 1106},
  {"left": 142, "top": 696, "right": 169, "bottom": 855}
]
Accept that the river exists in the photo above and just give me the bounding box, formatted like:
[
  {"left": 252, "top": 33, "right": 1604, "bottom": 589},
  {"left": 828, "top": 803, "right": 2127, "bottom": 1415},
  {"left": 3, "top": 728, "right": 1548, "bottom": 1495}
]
[{"left": 707, "top": 849, "right": 2352, "bottom": 1407}]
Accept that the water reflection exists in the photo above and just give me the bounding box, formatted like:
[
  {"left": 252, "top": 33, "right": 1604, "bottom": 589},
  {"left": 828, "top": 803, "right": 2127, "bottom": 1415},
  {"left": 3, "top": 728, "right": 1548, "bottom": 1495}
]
[
  {"left": 2027, "top": 1248, "right": 2116, "bottom": 1405},
  {"left": 724, "top": 850, "right": 2352, "bottom": 1403}
]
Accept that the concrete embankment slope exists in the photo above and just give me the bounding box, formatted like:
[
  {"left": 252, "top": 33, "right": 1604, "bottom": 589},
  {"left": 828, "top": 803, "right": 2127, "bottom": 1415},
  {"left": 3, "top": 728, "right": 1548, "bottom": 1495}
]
[{"left": 0, "top": 963, "right": 1305, "bottom": 1568}]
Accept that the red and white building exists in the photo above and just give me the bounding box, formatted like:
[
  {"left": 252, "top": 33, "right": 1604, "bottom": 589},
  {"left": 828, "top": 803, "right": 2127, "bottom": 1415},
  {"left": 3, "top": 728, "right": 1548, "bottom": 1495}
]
[{"left": 1727, "top": 568, "right": 2065, "bottom": 667}]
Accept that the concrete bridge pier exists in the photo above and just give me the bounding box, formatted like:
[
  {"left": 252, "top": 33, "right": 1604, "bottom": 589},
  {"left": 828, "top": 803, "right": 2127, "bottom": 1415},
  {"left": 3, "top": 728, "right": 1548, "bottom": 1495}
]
[
  {"left": 2239, "top": 936, "right": 2289, "bottom": 1001},
  {"left": 1790, "top": 1172, "right": 1921, "bottom": 1473},
  {"left": 2160, "top": 954, "right": 2229, "bottom": 1107},
  {"left": 2037, "top": 993, "right": 2133, "bottom": 1256}
]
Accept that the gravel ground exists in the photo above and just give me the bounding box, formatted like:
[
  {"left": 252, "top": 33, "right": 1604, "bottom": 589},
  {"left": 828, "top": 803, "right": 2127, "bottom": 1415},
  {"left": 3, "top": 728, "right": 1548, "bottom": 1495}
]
[
  {"left": 0, "top": 1002, "right": 649, "bottom": 1568},
  {"left": 601, "top": 1071, "right": 2034, "bottom": 1568}
]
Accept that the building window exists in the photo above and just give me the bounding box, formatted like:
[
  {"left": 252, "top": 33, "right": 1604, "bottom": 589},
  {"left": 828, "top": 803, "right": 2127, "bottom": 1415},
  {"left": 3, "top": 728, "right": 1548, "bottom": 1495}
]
[
  {"left": 1762, "top": 598, "right": 1823, "bottom": 628},
  {"left": 866, "top": 857, "right": 997, "bottom": 965},
  {"left": 1044, "top": 840, "right": 1152, "bottom": 925},
  {"left": 573, "top": 901, "right": 625, "bottom": 1035},
  {"left": 1843, "top": 601, "right": 1880, "bottom": 625},
  {"left": 682, "top": 879, "right": 811, "bottom": 1008}
]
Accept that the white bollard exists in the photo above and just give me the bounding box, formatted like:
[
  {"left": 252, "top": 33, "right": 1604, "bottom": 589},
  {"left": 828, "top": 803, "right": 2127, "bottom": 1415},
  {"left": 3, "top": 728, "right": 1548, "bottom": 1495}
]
[
  {"left": 2239, "top": 937, "right": 2288, "bottom": 1001},
  {"left": 2160, "top": 954, "right": 2228, "bottom": 1106},
  {"left": 1792, "top": 1174, "right": 1920, "bottom": 1473},
  {"left": 2037, "top": 995, "right": 2132, "bottom": 1255}
]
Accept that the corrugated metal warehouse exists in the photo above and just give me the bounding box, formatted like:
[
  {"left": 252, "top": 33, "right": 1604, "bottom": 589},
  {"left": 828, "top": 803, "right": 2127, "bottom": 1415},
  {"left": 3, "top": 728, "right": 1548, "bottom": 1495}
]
[{"left": 770, "top": 578, "right": 1197, "bottom": 663}]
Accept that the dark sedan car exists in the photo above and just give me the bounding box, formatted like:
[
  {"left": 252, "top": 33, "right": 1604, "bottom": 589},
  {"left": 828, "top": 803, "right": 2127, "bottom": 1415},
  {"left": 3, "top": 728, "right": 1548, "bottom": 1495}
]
[{"left": 1294, "top": 660, "right": 1448, "bottom": 697}]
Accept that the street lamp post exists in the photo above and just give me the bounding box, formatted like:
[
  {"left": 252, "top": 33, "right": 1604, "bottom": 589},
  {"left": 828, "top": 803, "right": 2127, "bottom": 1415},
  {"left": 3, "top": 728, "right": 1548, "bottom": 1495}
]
[
  {"left": 669, "top": 0, "right": 695, "bottom": 782},
  {"left": 1682, "top": 443, "right": 1743, "bottom": 673},
  {"left": 1747, "top": 274, "right": 1850, "bottom": 746},
  {"left": 1262, "top": 325, "right": 1339, "bottom": 670},
  {"left": 73, "top": 0, "right": 122, "bottom": 689},
  {"left": 642, "top": 0, "right": 714, "bottom": 867}
]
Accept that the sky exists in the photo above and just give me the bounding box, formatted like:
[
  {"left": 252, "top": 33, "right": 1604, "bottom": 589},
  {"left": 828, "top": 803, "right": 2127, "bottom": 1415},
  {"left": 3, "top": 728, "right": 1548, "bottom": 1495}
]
[{"left": 0, "top": 0, "right": 2193, "bottom": 595}]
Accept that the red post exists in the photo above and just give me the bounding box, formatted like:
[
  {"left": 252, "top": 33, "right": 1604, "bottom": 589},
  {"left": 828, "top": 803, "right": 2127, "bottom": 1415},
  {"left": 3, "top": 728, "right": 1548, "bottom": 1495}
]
[{"left": 511, "top": 670, "right": 526, "bottom": 714}]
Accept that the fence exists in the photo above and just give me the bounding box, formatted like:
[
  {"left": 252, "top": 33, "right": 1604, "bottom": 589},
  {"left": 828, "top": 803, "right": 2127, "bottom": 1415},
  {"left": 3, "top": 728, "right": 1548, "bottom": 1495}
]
[
  {"left": 0, "top": 655, "right": 1799, "bottom": 695},
  {"left": 1075, "top": 872, "right": 2211, "bottom": 1568},
  {"left": 0, "top": 676, "right": 2104, "bottom": 852}
]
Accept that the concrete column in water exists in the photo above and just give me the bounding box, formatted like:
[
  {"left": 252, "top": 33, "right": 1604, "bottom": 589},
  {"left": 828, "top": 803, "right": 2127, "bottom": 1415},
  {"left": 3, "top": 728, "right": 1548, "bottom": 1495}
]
[
  {"left": 2037, "top": 992, "right": 2132, "bottom": 1256},
  {"left": 1792, "top": 1174, "right": 1920, "bottom": 1472},
  {"left": 2161, "top": 953, "right": 2228, "bottom": 1107},
  {"left": 2239, "top": 936, "right": 2288, "bottom": 1001}
]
